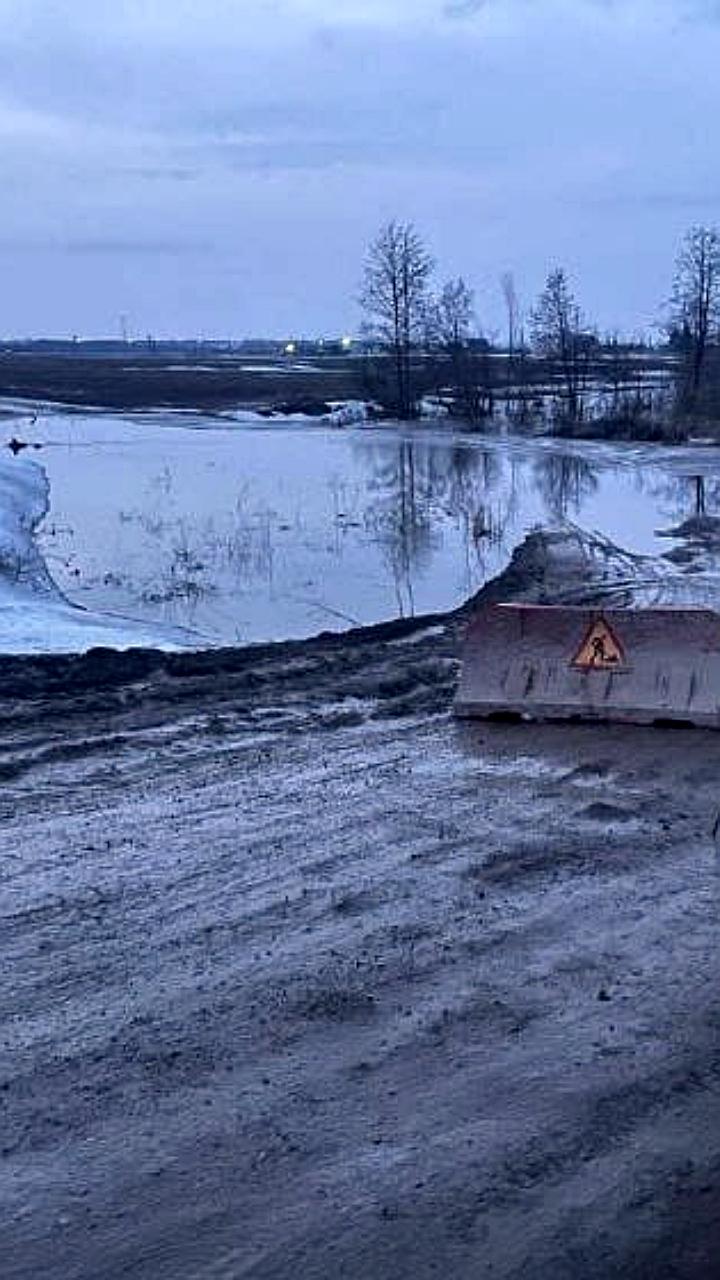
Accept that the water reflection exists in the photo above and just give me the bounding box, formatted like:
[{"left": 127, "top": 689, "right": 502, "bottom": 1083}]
[
  {"left": 365, "top": 440, "right": 437, "bottom": 616},
  {"left": 38, "top": 420, "right": 720, "bottom": 645},
  {"left": 533, "top": 453, "right": 600, "bottom": 521},
  {"left": 360, "top": 438, "right": 528, "bottom": 609},
  {"left": 636, "top": 469, "right": 720, "bottom": 529}
]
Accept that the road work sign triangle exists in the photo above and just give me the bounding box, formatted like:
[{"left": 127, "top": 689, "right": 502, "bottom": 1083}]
[
  {"left": 455, "top": 604, "right": 720, "bottom": 726},
  {"left": 571, "top": 616, "right": 627, "bottom": 671}
]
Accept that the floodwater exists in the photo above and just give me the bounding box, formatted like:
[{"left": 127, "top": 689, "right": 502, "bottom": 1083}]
[{"left": 24, "top": 406, "right": 720, "bottom": 646}]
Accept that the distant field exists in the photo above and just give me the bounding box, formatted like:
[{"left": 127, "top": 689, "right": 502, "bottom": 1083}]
[
  {"left": 0, "top": 347, "right": 675, "bottom": 415},
  {"left": 0, "top": 350, "right": 365, "bottom": 411}
]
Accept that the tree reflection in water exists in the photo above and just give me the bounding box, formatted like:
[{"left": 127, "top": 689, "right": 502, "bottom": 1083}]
[
  {"left": 364, "top": 439, "right": 435, "bottom": 615},
  {"left": 636, "top": 468, "right": 720, "bottom": 527},
  {"left": 362, "top": 437, "right": 521, "bottom": 614},
  {"left": 533, "top": 452, "right": 600, "bottom": 521},
  {"left": 49, "top": 421, "right": 718, "bottom": 645}
]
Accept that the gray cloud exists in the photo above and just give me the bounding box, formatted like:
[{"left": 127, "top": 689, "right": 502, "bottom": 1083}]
[{"left": 0, "top": 0, "right": 717, "bottom": 336}]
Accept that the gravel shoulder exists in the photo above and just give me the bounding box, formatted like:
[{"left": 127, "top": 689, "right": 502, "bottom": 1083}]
[{"left": 2, "top": 547, "right": 720, "bottom": 1279}]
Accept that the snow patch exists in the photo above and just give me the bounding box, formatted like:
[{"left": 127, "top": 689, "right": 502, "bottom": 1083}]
[
  {"left": 227, "top": 400, "right": 370, "bottom": 427},
  {"left": 420, "top": 396, "right": 451, "bottom": 419},
  {"left": 0, "top": 455, "right": 194, "bottom": 653},
  {"left": 0, "top": 457, "right": 57, "bottom": 600},
  {"left": 326, "top": 400, "right": 369, "bottom": 427}
]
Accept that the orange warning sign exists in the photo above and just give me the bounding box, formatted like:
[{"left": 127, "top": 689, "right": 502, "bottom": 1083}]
[{"left": 571, "top": 616, "right": 627, "bottom": 671}]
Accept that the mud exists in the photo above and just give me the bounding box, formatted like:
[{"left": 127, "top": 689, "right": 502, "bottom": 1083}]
[{"left": 2, "top": 532, "right": 720, "bottom": 1279}]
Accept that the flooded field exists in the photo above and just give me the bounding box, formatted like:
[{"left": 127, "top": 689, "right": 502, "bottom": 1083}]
[{"left": 21, "top": 406, "right": 720, "bottom": 647}]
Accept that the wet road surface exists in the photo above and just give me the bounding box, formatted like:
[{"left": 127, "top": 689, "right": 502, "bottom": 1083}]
[{"left": 1, "top": 618, "right": 720, "bottom": 1278}]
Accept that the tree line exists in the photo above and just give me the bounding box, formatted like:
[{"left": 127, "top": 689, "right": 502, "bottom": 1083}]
[{"left": 359, "top": 220, "right": 720, "bottom": 432}]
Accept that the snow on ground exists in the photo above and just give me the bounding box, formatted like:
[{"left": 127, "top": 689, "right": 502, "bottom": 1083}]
[
  {"left": 0, "top": 455, "right": 194, "bottom": 653},
  {"left": 0, "top": 453, "right": 58, "bottom": 598},
  {"left": 223, "top": 399, "right": 369, "bottom": 425},
  {"left": 326, "top": 399, "right": 369, "bottom": 426}
]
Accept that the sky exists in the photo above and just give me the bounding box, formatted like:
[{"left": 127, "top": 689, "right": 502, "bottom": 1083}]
[{"left": 0, "top": 0, "right": 718, "bottom": 339}]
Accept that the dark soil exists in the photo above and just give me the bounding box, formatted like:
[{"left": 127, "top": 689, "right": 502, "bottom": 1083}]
[{"left": 0, "top": 350, "right": 364, "bottom": 411}]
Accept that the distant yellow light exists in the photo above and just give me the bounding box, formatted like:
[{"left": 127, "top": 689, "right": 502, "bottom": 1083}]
[
  {"left": 285, "top": 342, "right": 297, "bottom": 356},
  {"left": 341, "top": 336, "right": 353, "bottom": 350}
]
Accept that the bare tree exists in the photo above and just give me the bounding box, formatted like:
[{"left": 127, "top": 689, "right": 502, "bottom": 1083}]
[
  {"left": 669, "top": 225, "right": 720, "bottom": 404},
  {"left": 500, "top": 271, "right": 521, "bottom": 362},
  {"left": 500, "top": 271, "right": 525, "bottom": 414},
  {"left": 426, "top": 277, "right": 475, "bottom": 350},
  {"left": 360, "top": 220, "right": 434, "bottom": 419},
  {"left": 424, "top": 278, "right": 496, "bottom": 422},
  {"left": 530, "top": 267, "right": 592, "bottom": 423}
]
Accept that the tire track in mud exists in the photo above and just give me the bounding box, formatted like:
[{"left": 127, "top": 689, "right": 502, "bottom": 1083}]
[{"left": 1, "top": 613, "right": 720, "bottom": 1278}]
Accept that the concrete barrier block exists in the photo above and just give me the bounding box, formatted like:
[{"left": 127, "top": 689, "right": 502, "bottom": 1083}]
[{"left": 455, "top": 604, "right": 720, "bottom": 728}]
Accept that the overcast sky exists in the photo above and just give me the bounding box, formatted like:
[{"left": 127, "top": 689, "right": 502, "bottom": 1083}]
[{"left": 0, "top": 0, "right": 717, "bottom": 338}]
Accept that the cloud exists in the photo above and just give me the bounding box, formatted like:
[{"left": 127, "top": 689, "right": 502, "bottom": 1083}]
[
  {"left": 63, "top": 238, "right": 212, "bottom": 256},
  {"left": 443, "top": 0, "right": 488, "bottom": 15},
  {"left": 0, "top": 0, "right": 717, "bottom": 334}
]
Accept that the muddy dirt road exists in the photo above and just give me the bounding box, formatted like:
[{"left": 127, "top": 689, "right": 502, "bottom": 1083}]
[{"left": 2, "top": 587, "right": 720, "bottom": 1278}]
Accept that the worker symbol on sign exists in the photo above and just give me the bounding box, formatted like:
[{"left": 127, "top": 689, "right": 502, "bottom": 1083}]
[{"left": 571, "top": 617, "right": 627, "bottom": 671}]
